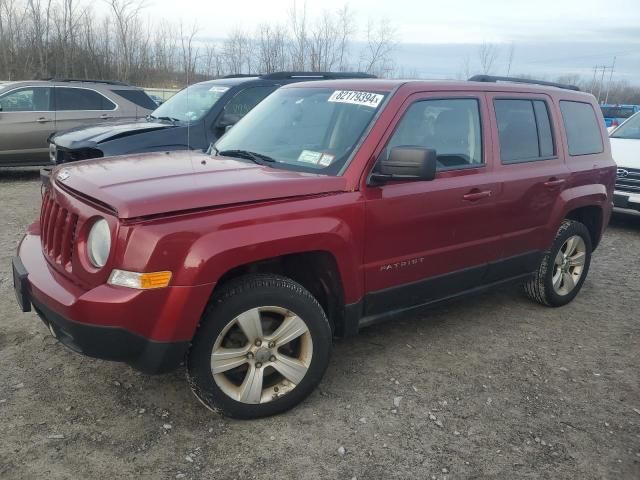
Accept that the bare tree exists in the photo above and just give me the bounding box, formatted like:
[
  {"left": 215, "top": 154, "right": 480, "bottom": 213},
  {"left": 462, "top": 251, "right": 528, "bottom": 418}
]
[
  {"left": 257, "top": 23, "right": 288, "bottom": 73},
  {"left": 360, "top": 18, "right": 397, "bottom": 76},
  {"left": 335, "top": 4, "right": 355, "bottom": 71},
  {"left": 478, "top": 41, "right": 498, "bottom": 75},
  {"left": 288, "top": 0, "right": 307, "bottom": 71},
  {"left": 179, "top": 21, "right": 199, "bottom": 84},
  {"left": 223, "top": 28, "right": 251, "bottom": 74},
  {"left": 106, "top": 0, "right": 145, "bottom": 81},
  {"left": 505, "top": 42, "right": 515, "bottom": 76}
]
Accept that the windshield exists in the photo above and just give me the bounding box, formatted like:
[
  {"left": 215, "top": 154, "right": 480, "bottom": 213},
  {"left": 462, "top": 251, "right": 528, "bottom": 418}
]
[
  {"left": 214, "top": 87, "right": 386, "bottom": 175},
  {"left": 151, "top": 83, "right": 229, "bottom": 122},
  {"left": 601, "top": 106, "right": 635, "bottom": 119},
  {"left": 611, "top": 112, "right": 640, "bottom": 139}
]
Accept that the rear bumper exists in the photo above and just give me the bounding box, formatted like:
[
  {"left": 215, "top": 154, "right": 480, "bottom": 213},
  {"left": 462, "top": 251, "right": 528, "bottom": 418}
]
[{"left": 14, "top": 232, "right": 214, "bottom": 373}]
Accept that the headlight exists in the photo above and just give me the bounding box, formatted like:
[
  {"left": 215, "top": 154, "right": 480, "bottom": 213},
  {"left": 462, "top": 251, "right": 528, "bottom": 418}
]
[
  {"left": 87, "top": 218, "right": 111, "bottom": 268},
  {"left": 49, "top": 143, "right": 57, "bottom": 163}
]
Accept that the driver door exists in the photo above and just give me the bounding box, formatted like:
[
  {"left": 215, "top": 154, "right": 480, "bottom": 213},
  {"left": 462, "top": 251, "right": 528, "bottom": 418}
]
[{"left": 362, "top": 92, "right": 503, "bottom": 316}]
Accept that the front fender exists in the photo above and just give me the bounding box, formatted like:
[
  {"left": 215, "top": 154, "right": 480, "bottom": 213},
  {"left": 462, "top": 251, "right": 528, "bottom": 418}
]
[{"left": 178, "top": 211, "right": 364, "bottom": 304}]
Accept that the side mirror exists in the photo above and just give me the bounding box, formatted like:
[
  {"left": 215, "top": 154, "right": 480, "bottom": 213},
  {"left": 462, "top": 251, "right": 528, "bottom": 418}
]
[{"left": 371, "top": 147, "right": 437, "bottom": 184}]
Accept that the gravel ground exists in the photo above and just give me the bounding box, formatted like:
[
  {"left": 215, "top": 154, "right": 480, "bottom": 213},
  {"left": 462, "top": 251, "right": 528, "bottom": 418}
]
[{"left": 0, "top": 168, "right": 639, "bottom": 480}]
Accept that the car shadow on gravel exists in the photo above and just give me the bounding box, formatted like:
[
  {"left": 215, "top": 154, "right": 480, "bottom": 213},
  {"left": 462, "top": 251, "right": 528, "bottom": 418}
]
[
  {"left": 609, "top": 211, "right": 640, "bottom": 231},
  {"left": 0, "top": 167, "right": 42, "bottom": 182}
]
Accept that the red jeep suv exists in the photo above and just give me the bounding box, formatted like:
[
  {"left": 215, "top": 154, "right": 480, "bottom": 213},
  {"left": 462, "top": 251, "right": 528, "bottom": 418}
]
[{"left": 13, "top": 75, "right": 615, "bottom": 418}]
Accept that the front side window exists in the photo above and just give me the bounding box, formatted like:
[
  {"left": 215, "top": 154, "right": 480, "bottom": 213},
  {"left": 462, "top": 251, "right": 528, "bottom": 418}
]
[
  {"left": 55, "top": 88, "right": 116, "bottom": 111},
  {"left": 495, "top": 99, "right": 555, "bottom": 163},
  {"left": 385, "top": 98, "right": 483, "bottom": 170},
  {"left": 214, "top": 87, "right": 386, "bottom": 175},
  {"left": 560, "top": 101, "right": 604, "bottom": 156},
  {"left": 610, "top": 112, "right": 640, "bottom": 140},
  {"left": 216, "top": 86, "right": 277, "bottom": 127},
  {"left": 152, "top": 82, "right": 230, "bottom": 122},
  {"left": 0, "top": 87, "right": 52, "bottom": 112}
]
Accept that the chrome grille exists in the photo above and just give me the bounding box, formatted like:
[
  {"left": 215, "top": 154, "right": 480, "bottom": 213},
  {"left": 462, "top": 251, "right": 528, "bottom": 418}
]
[
  {"left": 616, "top": 167, "right": 640, "bottom": 193},
  {"left": 40, "top": 190, "right": 79, "bottom": 270}
]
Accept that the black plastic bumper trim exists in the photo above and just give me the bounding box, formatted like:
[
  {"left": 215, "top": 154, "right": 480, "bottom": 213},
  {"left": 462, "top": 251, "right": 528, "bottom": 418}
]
[{"left": 30, "top": 296, "right": 189, "bottom": 374}]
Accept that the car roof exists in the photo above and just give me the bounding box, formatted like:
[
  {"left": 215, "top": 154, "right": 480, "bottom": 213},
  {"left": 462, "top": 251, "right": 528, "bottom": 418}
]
[
  {"left": 197, "top": 77, "right": 260, "bottom": 88},
  {"left": 0, "top": 79, "right": 142, "bottom": 89},
  {"left": 281, "top": 78, "right": 595, "bottom": 100}
]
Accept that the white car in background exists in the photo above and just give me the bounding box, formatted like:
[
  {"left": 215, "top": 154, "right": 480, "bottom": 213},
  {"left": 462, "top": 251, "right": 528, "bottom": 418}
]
[{"left": 610, "top": 111, "right": 640, "bottom": 213}]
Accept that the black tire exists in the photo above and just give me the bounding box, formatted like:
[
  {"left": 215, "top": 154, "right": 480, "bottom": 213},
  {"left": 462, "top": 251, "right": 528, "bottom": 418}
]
[
  {"left": 186, "top": 274, "right": 332, "bottom": 419},
  {"left": 524, "top": 219, "right": 592, "bottom": 307}
]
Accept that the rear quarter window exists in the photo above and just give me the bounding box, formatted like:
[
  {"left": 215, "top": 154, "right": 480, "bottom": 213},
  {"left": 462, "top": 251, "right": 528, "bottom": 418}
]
[
  {"left": 111, "top": 89, "right": 157, "bottom": 110},
  {"left": 559, "top": 101, "right": 603, "bottom": 156}
]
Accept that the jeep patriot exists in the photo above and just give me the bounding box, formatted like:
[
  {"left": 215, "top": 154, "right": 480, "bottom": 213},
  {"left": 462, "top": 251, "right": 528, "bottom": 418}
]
[{"left": 13, "top": 76, "right": 615, "bottom": 418}]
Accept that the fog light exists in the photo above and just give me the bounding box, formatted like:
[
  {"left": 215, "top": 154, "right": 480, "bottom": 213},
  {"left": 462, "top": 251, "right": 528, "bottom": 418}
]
[{"left": 108, "top": 269, "right": 172, "bottom": 289}]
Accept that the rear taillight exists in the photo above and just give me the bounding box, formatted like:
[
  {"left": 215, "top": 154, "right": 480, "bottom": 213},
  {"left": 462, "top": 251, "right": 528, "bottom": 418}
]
[{"left": 611, "top": 120, "right": 619, "bottom": 127}]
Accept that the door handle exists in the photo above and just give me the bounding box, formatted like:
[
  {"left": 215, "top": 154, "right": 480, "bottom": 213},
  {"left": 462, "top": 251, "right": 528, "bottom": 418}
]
[
  {"left": 463, "top": 189, "right": 492, "bottom": 201},
  {"left": 36, "top": 117, "right": 49, "bottom": 123},
  {"left": 100, "top": 114, "right": 111, "bottom": 120},
  {"left": 543, "top": 178, "right": 566, "bottom": 189}
]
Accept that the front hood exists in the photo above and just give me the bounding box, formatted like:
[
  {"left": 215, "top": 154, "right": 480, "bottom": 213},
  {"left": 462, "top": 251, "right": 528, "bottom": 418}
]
[
  {"left": 53, "top": 151, "right": 348, "bottom": 218},
  {"left": 610, "top": 137, "right": 640, "bottom": 169},
  {"left": 53, "top": 120, "right": 177, "bottom": 148}
]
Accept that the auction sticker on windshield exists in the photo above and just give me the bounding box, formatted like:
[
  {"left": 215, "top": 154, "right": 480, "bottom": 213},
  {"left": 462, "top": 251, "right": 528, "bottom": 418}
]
[
  {"left": 209, "top": 86, "right": 229, "bottom": 93},
  {"left": 328, "top": 90, "right": 384, "bottom": 108}
]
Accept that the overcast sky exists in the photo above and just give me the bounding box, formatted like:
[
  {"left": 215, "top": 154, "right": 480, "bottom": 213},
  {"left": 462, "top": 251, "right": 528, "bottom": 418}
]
[{"left": 138, "top": 0, "right": 640, "bottom": 83}]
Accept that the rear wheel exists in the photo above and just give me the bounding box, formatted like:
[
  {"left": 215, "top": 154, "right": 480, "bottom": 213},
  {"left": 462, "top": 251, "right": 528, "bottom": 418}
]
[
  {"left": 524, "top": 219, "right": 592, "bottom": 307},
  {"left": 187, "top": 274, "right": 332, "bottom": 419}
]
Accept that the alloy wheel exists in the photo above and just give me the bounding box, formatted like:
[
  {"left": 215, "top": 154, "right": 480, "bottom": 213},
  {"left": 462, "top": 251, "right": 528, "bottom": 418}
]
[
  {"left": 552, "top": 235, "right": 586, "bottom": 296},
  {"left": 210, "top": 306, "right": 313, "bottom": 404}
]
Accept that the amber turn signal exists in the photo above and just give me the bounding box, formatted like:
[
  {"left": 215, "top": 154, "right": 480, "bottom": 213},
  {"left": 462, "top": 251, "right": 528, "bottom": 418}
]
[{"left": 108, "top": 269, "right": 172, "bottom": 290}]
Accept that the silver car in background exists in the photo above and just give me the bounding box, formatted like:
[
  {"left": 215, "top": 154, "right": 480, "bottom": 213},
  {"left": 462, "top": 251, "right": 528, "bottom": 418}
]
[{"left": 0, "top": 79, "right": 156, "bottom": 166}]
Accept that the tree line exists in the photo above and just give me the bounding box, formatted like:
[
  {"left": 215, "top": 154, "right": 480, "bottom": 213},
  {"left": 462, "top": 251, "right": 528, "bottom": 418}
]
[
  {"left": 0, "top": 0, "right": 397, "bottom": 86},
  {"left": 1, "top": 0, "right": 638, "bottom": 104}
]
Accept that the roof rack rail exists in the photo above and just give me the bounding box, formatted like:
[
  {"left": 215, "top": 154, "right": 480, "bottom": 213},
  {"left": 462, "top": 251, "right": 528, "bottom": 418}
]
[
  {"left": 222, "top": 74, "right": 259, "bottom": 79},
  {"left": 259, "top": 71, "right": 377, "bottom": 80},
  {"left": 40, "top": 78, "right": 130, "bottom": 86},
  {"left": 468, "top": 74, "right": 580, "bottom": 92}
]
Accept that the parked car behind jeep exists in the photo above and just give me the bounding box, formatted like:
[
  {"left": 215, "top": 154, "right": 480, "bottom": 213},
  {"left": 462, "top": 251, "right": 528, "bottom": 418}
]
[
  {"left": 610, "top": 111, "right": 640, "bottom": 212},
  {"left": 13, "top": 76, "right": 615, "bottom": 419},
  {"left": 49, "top": 72, "right": 375, "bottom": 164},
  {"left": 0, "top": 79, "right": 156, "bottom": 166}
]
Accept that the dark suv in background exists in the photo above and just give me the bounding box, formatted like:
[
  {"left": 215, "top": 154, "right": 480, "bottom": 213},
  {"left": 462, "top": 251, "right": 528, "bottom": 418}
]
[
  {"left": 49, "top": 72, "right": 375, "bottom": 164},
  {"left": 0, "top": 79, "right": 156, "bottom": 166}
]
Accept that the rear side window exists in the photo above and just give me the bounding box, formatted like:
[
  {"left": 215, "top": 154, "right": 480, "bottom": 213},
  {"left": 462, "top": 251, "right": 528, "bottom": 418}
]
[
  {"left": 494, "top": 99, "right": 555, "bottom": 163},
  {"left": 560, "top": 101, "right": 603, "bottom": 156},
  {"left": 111, "top": 89, "right": 157, "bottom": 110},
  {"left": 55, "top": 87, "right": 116, "bottom": 111}
]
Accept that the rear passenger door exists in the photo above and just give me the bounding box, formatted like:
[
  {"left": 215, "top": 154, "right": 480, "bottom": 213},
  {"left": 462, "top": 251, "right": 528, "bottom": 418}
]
[
  {"left": 362, "top": 92, "right": 503, "bottom": 316},
  {"left": 53, "top": 86, "right": 118, "bottom": 132},
  {"left": 488, "top": 93, "right": 570, "bottom": 266}
]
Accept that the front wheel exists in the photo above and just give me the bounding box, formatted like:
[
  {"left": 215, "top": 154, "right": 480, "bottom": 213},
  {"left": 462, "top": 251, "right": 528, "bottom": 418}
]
[
  {"left": 524, "top": 219, "right": 592, "bottom": 307},
  {"left": 187, "top": 274, "right": 332, "bottom": 419}
]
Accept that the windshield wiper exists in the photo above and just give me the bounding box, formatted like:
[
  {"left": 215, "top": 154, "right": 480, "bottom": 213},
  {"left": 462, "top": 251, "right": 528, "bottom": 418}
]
[
  {"left": 217, "top": 149, "right": 276, "bottom": 165},
  {"left": 155, "top": 115, "right": 181, "bottom": 124}
]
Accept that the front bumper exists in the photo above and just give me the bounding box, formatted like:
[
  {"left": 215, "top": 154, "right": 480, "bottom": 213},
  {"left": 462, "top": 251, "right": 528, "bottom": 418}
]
[
  {"left": 13, "top": 233, "right": 213, "bottom": 373},
  {"left": 613, "top": 190, "right": 640, "bottom": 212}
]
